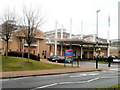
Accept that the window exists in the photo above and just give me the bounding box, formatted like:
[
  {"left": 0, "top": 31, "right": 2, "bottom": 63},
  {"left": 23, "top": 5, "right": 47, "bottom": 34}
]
[
  {"left": 9, "top": 49, "right": 11, "bottom": 51},
  {"left": 0, "top": 48, "right": 2, "bottom": 54},
  {"left": 33, "top": 49, "right": 36, "bottom": 54},
  {"left": 30, "top": 49, "right": 32, "bottom": 53},
  {"left": 42, "top": 50, "right": 47, "bottom": 55}
]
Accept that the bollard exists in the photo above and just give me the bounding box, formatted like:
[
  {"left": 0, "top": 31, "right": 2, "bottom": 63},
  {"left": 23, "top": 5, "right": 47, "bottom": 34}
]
[
  {"left": 96, "top": 59, "right": 98, "bottom": 69},
  {"left": 77, "top": 60, "right": 79, "bottom": 67}
]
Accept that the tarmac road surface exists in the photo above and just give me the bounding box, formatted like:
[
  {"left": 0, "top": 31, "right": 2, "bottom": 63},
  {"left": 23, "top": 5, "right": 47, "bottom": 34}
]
[{"left": 2, "top": 68, "right": 120, "bottom": 89}]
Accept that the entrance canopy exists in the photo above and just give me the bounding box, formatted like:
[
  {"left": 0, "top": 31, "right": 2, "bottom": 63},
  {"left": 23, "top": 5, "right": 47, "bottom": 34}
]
[{"left": 57, "top": 38, "right": 109, "bottom": 46}]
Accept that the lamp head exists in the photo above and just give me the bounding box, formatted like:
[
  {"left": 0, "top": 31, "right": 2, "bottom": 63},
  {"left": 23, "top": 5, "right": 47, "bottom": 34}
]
[
  {"left": 98, "top": 48, "right": 101, "bottom": 51},
  {"left": 97, "top": 10, "right": 100, "bottom": 12}
]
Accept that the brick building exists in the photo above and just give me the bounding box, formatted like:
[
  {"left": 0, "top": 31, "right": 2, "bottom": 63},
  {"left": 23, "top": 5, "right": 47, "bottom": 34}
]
[
  {"left": 110, "top": 39, "right": 120, "bottom": 58},
  {"left": 45, "top": 29, "right": 109, "bottom": 59},
  {"left": 0, "top": 25, "right": 50, "bottom": 59},
  {"left": 0, "top": 25, "right": 119, "bottom": 59}
]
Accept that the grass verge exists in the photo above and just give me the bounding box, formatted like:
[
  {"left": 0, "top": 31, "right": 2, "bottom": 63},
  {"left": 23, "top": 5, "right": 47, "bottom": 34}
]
[
  {"left": 96, "top": 84, "right": 120, "bottom": 90},
  {"left": 0, "top": 56, "right": 73, "bottom": 72}
]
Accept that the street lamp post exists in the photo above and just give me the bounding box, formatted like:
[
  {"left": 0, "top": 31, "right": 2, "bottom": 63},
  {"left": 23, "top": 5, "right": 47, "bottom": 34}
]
[
  {"left": 96, "top": 10, "right": 100, "bottom": 40},
  {"left": 96, "top": 10, "right": 100, "bottom": 69}
]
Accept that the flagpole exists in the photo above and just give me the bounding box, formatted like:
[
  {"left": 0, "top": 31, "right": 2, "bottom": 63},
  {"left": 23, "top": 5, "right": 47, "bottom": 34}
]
[
  {"left": 55, "top": 20, "right": 57, "bottom": 55},
  {"left": 107, "top": 15, "right": 110, "bottom": 57},
  {"left": 107, "top": 15, "right": 110, "bottom": 43},
  {"left": 81, "top": 20, "right": 83, "bottom": 39},
  {"left": 70, "top": 18, "right": 72, "bottom": 39}
]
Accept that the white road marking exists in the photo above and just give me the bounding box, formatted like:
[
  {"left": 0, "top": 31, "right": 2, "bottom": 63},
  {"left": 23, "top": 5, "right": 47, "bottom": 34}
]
[
  {"left": 1, "top": 77, "right": 32, "bottom": 81},
  {"left": 109, "top": 68, "right": 119, "bottom": 71},
  {"left": 102, "top": 70, "right": 107, "bottom": 72},
  {"left": 0, "top": 79, "right": 9, "bottom": 81},
  {"left": 59, "top": 81, "right": 87, "bottom": 84},
  {"left": 32, "top": 83, "right": 58, "bottom": 89},
  {"left": 35, "top": 74, "right": 69, "bottom": 78},
  {"left": 88, "top": 73, "right": 99, "bottom": 76},
  {"left": 32, "top": 77, "right": 100, "bottom": 89},
  {"left": 60, "top": 74, "right": 69, "bottom": 76},
  {"left": 11, "top": 77, "right": 31, "bottom": 80},
  {"left": 32, "top": 75, "right": 117, "bottom": 89},
  {"left": 101, "top": 76, "right": 118, "bottom": 79},
  {"left": 87, "top": 77, "right": 100, "bottom": 82},
  {"left": 70, "top": 74, "right": 87, "bottom": 77},
  {"left": 70, "top": 73, "right": 99, "bottom": 77}
]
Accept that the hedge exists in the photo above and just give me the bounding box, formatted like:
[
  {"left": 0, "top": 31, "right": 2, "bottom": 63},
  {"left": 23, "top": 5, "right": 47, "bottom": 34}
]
[{"left": 7, "top": 51, "right": 39, "bottom": 61}]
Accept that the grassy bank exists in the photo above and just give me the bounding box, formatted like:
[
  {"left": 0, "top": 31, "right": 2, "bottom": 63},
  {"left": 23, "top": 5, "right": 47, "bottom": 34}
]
[
  {"left": 0, "top": 56, "right": 72, "bottom": 71},
  {"left": 96, "top": 84, "right": 120, "bottom": 90}
]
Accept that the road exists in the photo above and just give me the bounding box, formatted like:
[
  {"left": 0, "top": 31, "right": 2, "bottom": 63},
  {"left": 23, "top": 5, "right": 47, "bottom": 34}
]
[{"left": 2, "top": 67, "right": 120, "bottom": 89}]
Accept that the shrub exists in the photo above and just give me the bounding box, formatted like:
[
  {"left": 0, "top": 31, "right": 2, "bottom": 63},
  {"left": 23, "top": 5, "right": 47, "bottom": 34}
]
[{"left": 7, "top": 51, "right": 39, "bottom": 61}]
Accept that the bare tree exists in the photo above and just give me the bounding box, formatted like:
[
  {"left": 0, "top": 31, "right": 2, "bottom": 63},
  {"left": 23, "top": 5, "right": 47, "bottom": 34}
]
[
  {"left": 0, "top": 8, "right": 16, "bottom": 57},
  {"left": 21, "top": 5, "right": 45, "bottom": 62}
]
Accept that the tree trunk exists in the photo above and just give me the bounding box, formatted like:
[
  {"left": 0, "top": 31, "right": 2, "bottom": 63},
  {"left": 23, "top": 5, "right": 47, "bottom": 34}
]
[
  {"left": 20, "top": 41, "right": 22, "bottom": 51},
  {"left": 28, "top": 44, "right": 30, "bottom": 62},
  {"left": 6, "top": 41, "right": 8, "bottom": 57}
]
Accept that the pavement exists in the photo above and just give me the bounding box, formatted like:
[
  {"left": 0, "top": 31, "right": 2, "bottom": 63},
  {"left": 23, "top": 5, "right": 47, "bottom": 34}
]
[{"left": 0, "top": 59, "right": 116, "bottom": 79}]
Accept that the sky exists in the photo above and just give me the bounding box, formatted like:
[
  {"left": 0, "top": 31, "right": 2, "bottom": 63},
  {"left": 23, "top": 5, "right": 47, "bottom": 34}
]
[{"left": 0, "top": 0, "right": 119, "bottom": 39}]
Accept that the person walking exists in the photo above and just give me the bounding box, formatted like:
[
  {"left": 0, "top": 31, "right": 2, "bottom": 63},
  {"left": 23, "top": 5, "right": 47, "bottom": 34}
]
[
  {"left": 77, "top": 55, "right": 81, "bottom": 67},
  {"left": 107, "top": 56, "right": 113, "bottom": 67}
]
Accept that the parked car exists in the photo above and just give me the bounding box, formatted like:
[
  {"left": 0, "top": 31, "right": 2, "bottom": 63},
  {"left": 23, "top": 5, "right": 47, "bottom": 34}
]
[
  {"left": 55, "top": 56, "right": 65, "bottom": 62},
  {"left": 47, "top": 55, "right": 64, "bottom": 62},
  {"left": 111, "top": 55, "right": 118, "bottom": 59},
  {"left": 94, "top": 55, "right": 108, "bottom": 61},
  {"left": 113, "top": 59, "right": 120, "bottom": 63}
]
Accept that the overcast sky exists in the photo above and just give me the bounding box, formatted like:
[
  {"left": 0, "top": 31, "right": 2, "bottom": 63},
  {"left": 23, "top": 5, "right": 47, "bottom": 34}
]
[{"left": 0, "top": 0, "right": 119, "bottom": 39}]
